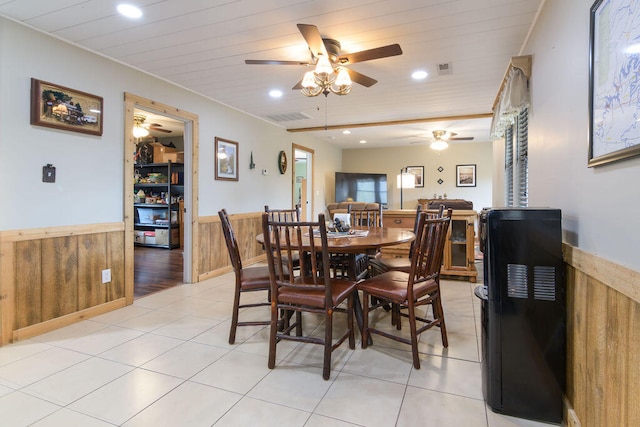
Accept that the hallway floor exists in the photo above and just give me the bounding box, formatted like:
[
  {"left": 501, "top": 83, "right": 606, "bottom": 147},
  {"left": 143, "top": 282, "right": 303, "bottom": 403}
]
[{"left": 0, "top": 265, "right": 556, "bottom": 426}]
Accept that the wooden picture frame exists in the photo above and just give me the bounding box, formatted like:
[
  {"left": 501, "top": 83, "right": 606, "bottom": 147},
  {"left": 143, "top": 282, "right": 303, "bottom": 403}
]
[
  {"left": 456, "top": 164, "right": 476, "bottom": 187},
  {"left": 30, "top": 78, "right": 103, "bottom": 136},
  {"left": 406, "top": 166, "right": 424, "bottom": 188},
  {"left": 588, "top": 0, "right": 640, "bottom": 167},
  {"left": 215, "top": 137, "right": 238, "bottom": 181}
]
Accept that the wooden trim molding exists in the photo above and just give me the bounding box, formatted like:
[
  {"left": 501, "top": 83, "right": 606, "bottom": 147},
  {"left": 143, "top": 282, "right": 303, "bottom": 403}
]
[
  {"left": 286, "top": 113, "right": 493, "bottom": 133},
  {"left": 563, "top": 243, "right": 640, "bottom": 304},
  {"left": 124, "top": 93, "right": 200, "bottom": 291}
]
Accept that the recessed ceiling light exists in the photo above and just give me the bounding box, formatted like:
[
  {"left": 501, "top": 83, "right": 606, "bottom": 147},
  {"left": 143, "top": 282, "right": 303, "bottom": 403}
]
[
  {"left": 342, "top": 130, "right": 351, "bottom": 135},
  {"left": 269, "top": 89, "right": 283, "bottom": 98},
  {"left": 117, "top": 4, "right": 143, "bottom": 19},
  {"left": 359, "top": 140, "right": 367, "bottom": 144},
  {"left": 412, "top": 70, "right": 428, "bottom": 80}
]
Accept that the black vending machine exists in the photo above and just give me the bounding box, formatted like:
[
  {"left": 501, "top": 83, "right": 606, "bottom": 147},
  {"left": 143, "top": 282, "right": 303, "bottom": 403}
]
[{"left": 476, "top": 208, "right": 565, "bottom": 423}]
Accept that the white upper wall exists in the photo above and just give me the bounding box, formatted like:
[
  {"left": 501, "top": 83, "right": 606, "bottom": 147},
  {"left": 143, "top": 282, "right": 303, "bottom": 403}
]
[
  {"left": 342, "top": 142, "right": 493, "bottom": 212},
  {"left": 508, "top": 0, "right": 640, "bottom": 270},
  {"left": 0, "top": 18, "right": 340, "bottom": 230}
]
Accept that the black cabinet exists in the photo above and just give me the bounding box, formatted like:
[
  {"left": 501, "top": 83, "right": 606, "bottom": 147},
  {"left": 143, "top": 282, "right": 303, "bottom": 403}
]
[
  {"left": 476, "top": 208, "right": 565, "bottom": 423},
  {"left": 133, "top": 162, "right": 183, "bottom": 249}
]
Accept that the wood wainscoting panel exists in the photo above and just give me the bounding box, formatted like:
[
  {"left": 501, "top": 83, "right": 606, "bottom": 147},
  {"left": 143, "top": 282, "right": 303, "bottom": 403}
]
[
  {"left": 0, "top": 223, "right": 126, "bottom": 346},
  {"left": 197, "top": 212, "right": 265, "bottom": 281},
  {"left": 42, "top": 236, "right": 79, "bottom": 321},
  {"left": 564, "top": 244, "right": 640, "bottom": 427},
  {"left": 15, "top": 240, "right": 43, "bottom": 329}
]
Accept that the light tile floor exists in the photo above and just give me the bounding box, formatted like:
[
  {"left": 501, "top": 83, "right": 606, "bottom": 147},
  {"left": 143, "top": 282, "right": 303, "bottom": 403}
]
[{"left": 0, "top": 263, "right": 559, "bottom": 426}]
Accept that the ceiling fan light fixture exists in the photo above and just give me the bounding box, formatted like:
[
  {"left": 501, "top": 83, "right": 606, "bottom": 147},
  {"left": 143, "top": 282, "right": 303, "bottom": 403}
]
[
  {"left": 302, "top": 71, "right": 318, "bottom": 88},
  {"left": 133, "top": 114, "right": 149, "bottom": 138},
  {"left": 335, "top": 67, "right": 352, "bottom": 86},
  {"left": 430, "top": 139, "right": 449, "bottom": 151},
  {"left": 314, "top": 54, "right": 333, "bottom": 75}
]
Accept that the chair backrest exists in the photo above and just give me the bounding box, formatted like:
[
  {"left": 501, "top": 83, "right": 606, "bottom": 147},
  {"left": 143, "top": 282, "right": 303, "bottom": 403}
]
[
  {"left": 261, "top": 212, "right": 332, "bottom": 302},
  {"left": 409, "top": 213, "right": 451, "bottom": 288},
  {"left": 264, "top": 205, "right": 301, "bottom": 222},
  {"left": 218, "top": 209, "right": 243, "bottom": 272},
  {"left": 348, "top": 204, "right": 383, "bottom": 228}
]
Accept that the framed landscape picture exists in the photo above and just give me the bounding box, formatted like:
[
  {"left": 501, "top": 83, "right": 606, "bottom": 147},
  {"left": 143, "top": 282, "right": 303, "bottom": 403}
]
[
  {"left": 30, "top": 78, "right": 103, "bottom": 136},
  {"left": 406, "top": 166, "right": 424, "bottom": 188},
  {"left": 215, "top": 137, "right": 238, "bottom": 181},
  {"left": 456, "top": 164, "right": 476, "bottom": 187}
]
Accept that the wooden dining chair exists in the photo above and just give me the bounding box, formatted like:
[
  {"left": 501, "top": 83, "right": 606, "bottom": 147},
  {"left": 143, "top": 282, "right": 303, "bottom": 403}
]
[
  {"left": 369, "top": 205, "right": 448, "bottom": 275},
  {"left": 261, "top": 212, "right": 357, "bottom": 380},
  {"left": 348, "top": 203, "right": 383, "bottom": 228},
  {"left": 264, "top": 204, "right": 301, "bottom": 222},
  {"left": 357, "top": 213, "right": 451, "bottom": 369},
  {"left": 219, "top": 209, "right": 272, "bottom": 344},
  {"left": 331, "top": 204, "right": 384, "bottom": 280}
]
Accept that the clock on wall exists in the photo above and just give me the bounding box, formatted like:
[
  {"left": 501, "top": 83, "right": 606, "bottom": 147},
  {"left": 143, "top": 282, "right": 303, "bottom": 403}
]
[{"left": 278, "top": 150, "right": 287, "bottom": 174}]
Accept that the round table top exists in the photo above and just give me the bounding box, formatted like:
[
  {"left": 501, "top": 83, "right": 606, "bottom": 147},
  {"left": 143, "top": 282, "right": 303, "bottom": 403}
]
[{"left": 256, "top": 227, "right": 415, "bottom": 254}]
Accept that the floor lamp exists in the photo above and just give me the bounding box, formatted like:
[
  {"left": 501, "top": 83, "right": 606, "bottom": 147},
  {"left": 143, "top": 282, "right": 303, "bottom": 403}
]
[{"left": 397, "top": 167, "right": 416, "bottom": 209}]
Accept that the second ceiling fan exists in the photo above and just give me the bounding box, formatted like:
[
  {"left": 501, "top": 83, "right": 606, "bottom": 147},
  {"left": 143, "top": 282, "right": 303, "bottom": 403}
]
[{"left": 245, "top": 24, "right": 403, "bottom": 94}]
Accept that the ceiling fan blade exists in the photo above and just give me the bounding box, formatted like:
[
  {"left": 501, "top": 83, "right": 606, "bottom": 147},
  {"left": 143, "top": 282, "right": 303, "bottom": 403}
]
[
  {"left": 338, "top": 44, "right": 402, "bottom": 64},
  {"left": 245, "top": 59, "right": 311, "bottom": 66},
  {"left": 297, "top": 23, "right": 328, "bottom": 58},
  {"left": 346, "top": 69, "right": 377, "bottom": 87},
  {"left": 292, "top": 78, "right": 304, "bottom": 90},
  {"left": 450, "top": 136, "right": 474, "bottom": 141},
  {"left": 151, "top": 127, "right": 172, "bottom": 133}
]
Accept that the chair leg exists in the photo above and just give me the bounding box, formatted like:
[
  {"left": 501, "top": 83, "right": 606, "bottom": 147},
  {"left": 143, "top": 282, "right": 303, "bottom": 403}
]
[
  {"left": 323, "top": 309, "right": 333, "bottom": 380},
  {"left": 407, "top": 303, "right": 421, "bottom": 369},
  {"left": 228, "top": 284, "right": 241, "bottom": 344},
  {"left": 434, "top": 294, "right": 448, "bottom": 348},
  {"left": 348, "top": 294, "right": 355, "bottom": 349},
  {"left": 268, "top": 301, "right": 278, "bottom": 370},
  {"left": 361, "top": 291, "right": 370, "bottom": 349}
]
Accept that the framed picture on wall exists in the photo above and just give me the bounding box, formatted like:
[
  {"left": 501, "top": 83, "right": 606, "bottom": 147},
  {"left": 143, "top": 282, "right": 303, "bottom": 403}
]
[
  {"left": 30, "top": 78, "right": 103, "bottom": 136},
  {"left": 406, "top": 166, "right": 424, "bottom": 188},
  {"left": 588, "top": 0, "right": 640, "bottom": 166},
  {"left": 215, "top": 137, "right": 238, "bottom": 181},
  {"left": 456, "top": 164, "right": 476, "bottom": 187}
]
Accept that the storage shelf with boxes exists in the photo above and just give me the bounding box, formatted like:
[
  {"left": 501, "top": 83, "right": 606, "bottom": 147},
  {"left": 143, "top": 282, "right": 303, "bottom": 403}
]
[{"left": 133, "top": 161, "right": 183, "bottom": 249}]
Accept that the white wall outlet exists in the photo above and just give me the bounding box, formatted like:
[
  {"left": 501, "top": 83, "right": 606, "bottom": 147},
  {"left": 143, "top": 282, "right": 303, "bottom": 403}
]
[{"left": 101, "top": 269, "right": 111, "bottom": 284}]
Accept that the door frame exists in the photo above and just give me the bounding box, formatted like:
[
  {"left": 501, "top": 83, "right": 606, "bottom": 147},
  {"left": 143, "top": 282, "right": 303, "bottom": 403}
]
[
  {"left": 292, "top": 144, "right": 314, "bottom": 221},
  {"left": 123, "top": 93, "right": 200, "bottom": 304}
]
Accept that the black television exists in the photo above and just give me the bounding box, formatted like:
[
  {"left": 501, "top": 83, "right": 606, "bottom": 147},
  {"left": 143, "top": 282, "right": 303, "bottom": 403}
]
[{"left": 335, "top": 172, "right": 388, "bottom": 208}]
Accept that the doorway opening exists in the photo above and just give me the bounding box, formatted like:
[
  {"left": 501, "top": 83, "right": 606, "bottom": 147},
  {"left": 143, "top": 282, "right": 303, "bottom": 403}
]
[
  {"left": 133, "top": 109, "right": 185, "bottom": 297},
  {"left": 293, "top": 144, "right": 314, "bottom": 221},
  {"left": 124, "top": 93, "right": 199, "bottom": 303}
]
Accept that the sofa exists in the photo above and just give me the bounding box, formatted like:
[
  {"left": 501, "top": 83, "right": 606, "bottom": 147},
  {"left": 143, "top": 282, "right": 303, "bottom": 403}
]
[{"left": 326, "top": 201, "right": 381, "bottom": 219}]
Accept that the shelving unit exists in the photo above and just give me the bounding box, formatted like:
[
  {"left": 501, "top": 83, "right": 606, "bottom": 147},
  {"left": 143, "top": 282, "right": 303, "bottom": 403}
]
[{"left": 133, "top": 161, "right": 183, "bottom": 249}]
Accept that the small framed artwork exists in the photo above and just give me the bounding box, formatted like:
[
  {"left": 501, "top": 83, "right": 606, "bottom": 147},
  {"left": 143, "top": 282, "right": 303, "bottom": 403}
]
[
  {"left": 588, "top": 0, "right": 640, "bottom": 167},
  {"left": 215, "top": 137, "right": 239, "bottom": 181},
  {"left": 406, "top": 166, "right": 424, "bottom": 188},
  {"left": 30, "top": 78, "right": 103, "bottom": 136},
  {"left": 456, "top": 164, "right": 476, "bottom": 187}
]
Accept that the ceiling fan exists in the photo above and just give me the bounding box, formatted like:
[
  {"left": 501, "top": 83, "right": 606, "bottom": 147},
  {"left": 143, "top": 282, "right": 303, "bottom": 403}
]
[
  {"left": 245, "top": 24, "right": 402, "bottom": 92},
  {"left": 429, "top": 130, "right": 473, "bottom": 150},
  {"left": 134, "top": 114, "right": 172, "bottom": 134},
  {"left": 432, "top": 130, "right": 474, "bottom": 141}
]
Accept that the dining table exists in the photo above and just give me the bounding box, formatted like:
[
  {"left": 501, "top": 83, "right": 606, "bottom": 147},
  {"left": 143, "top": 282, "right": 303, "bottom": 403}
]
[{"left": 256, "top": 226, "right": 415, "bottom": 341}]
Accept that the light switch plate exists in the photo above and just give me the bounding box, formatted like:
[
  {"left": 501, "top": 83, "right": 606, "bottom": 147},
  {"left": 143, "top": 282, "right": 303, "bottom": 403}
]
[{"left": 42, "top": 164, "right": 56, "bottom": 183}]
